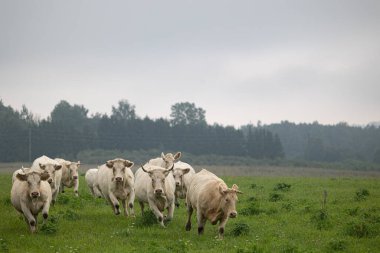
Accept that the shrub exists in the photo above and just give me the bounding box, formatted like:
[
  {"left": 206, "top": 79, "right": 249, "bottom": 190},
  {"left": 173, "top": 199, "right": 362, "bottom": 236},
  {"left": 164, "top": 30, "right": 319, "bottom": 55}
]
[
  {"left": 236, "top": 245, "right": 264, "bottom": 253},
  {"left": 269, "top": 193, "right": 283, "bottom": 202},
  {"left": 282, "top": 202, "right": 293, "bottom": 211},
  {"left": 135, "top": 211, "right": 157, "bottom": 227},
  {"left": 311, "top": 209, "right": 330, "bottom": 230},
  {"left": 0, "top": 238, "right": 9, "bottom": 253},
  {"left": 40, "top": 215, "right": 59, "bottom": 235},
  {"left": 327, "top": 239, "right": 347, "bottom": 251},
  {"left": 240, "top": 203, "right": 264, "bottom": 216},
  {"left": 250, "top": 184, "right": 257, "bottom": 189},
  {"left": 230, "top": 222, "right": 250, "bottom": 237},
  {"left": 347, "top": 207, "right": 360, "bottom": 216},
  {"left": 355, "top": 189, "right": 369, "bottom": 201},
  {"left": 274, "top": 183, "right": 291, "bottom": 191},
  {"left": 62, "top": 210, "right": 80, "bottom": 221}
]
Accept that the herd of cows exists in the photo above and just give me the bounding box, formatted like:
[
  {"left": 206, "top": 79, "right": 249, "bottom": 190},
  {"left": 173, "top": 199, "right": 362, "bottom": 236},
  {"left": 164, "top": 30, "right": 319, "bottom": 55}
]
[{"left": 10, "top": 152, "right": 242, "bottom": 238}]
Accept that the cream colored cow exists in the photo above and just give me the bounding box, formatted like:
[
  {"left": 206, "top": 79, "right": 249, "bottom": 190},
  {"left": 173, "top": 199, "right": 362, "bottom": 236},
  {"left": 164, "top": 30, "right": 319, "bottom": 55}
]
[
  {"left": 31, "top": 156, "right": 62, "bottom": 204},
  {"left": 134, "top": 164, "right": 175, "bottom": 227},
  {"left": 172, "top": 161, "right": 195, "bottom": 207},
  {"left": 185, "top": 169, "right": 242, "bottom": 238},
  {"left": 11, "top": 168, "right": 52, "bottom": 233},
  {"left": 55, "top": 158, "right": 80, "bottom": 197},
  {"left": 85, "top": 168, "right": 102, "bottom": 198},
  {"left": 96, "top": 159, "right": 135, "bottom": 216}
]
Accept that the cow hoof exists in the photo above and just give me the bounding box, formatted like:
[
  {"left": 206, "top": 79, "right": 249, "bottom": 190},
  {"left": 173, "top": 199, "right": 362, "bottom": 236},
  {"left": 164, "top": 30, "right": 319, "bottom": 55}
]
[
  {"left": 43, "top": 213, "right": 48, "bottom": 219},
  {"left": 198, "top": 227, "right": 204, "bottom": 235},
  {"left": 185, "top": 223, "right": 191, "bottom": 231},
  {"left": 175, "top": 203, "right": 180, "bottom": 208},
  {"left": 158, "top": 216, "right": 163, "bottom": 222},
  {"left": 29, "top": 220, "right": 36, "bottom": 227},
  {"left": 129, "top": 203, "right": 134, "bottom": 209}
]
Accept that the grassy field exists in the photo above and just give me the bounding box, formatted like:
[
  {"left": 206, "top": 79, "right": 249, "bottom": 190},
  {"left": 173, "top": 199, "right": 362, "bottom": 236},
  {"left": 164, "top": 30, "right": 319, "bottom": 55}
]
[{"left": 0, "top": 168, "right": 379, "bottom": 253}]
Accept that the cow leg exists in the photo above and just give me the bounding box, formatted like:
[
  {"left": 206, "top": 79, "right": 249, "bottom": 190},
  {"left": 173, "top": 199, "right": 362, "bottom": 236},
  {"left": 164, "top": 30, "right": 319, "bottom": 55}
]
[
  {"left": 73, "top": 179, "right": 79, "bottom": 197},
  {"left": 139, "top": 201, "right": 145, "bottom": 215},
  {"left": 197, "top": 210, "right": 206, "bottom": 235},
  {"left": 218, "top": 218, "right": 228, "bottom": 239},
  {"left": 61, "top": 184, "right": 65, "bottom": 193},
  {"left": 165, "top": 200, "right": 175, "bottom": 222},
  {"left": 41, "top": 200, "right": 50, "bottom": 224},
  {"left": 122, "top": 199, "right": 129, "bottom": 216},
  {"left": 175, "top": 191, "right": 180, "bottom": 208},
  {"left": 108, "top": 192, "right": 120, "bottom": 215},
  {"left": 128, "top": 189, "right": 135, "bottom": 217},
  {"left": 148, "top": 198, "right": 165, "bottom": 227},
  {"left": 52, "top": 188, "right": 59, "bottom": 205},
  {"left": 185, "top": 205, "right": 193, "bottom": 231},
  {"left": 21, "top": 203, "right": 36, "bottom": 233}
]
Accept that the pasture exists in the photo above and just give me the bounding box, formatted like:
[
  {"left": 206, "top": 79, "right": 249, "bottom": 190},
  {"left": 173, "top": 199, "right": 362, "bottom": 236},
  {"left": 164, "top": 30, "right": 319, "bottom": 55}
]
[{"left": 0, "top": 166, "right": 379, "bottom": 253}]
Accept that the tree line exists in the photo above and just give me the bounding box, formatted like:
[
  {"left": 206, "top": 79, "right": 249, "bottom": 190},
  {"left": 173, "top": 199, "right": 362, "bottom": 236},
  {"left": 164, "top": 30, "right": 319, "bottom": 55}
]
[
  {"left": 1, "top": 99, "right": 379, "bottom": 165},
  {"left": 0, "top": 100, "right": 284, "bottom": 162}
]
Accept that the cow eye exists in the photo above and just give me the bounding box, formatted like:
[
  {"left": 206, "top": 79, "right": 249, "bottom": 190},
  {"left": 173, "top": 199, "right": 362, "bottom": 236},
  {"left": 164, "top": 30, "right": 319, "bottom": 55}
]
[{"left": 226, "top": 198, "right": 229, "bottom": 202}]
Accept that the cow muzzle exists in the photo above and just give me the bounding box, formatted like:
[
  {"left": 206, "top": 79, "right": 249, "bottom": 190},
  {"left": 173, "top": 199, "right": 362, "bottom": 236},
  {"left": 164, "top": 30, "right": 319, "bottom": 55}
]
[
  {"left": 229, "top": 211, "right": 237, "bottom": 218},
  {"left": 31, "top": 192, "right": 40, "bottom": 198},
  {"left": 175, "top": 182, "right": 180, "bottom": 187},
  {"left": 154, "top": 189, "right": 163, "bottom": 195},
  {"left": 115, "top": 177, "right": 123, "bottom": 182},
  {"left": 48, "top": 178, "right": 53, "bottom": 184},
  {"left": 73, "top": 176, "right": 78, "bottom": 180}
]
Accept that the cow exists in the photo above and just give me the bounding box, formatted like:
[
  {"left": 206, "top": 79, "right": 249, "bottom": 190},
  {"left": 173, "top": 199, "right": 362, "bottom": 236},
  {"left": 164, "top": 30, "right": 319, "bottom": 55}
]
[
  {"left": 11, "top": 168, "right": 52, "bottom": 233},
  {"left": 185, "top": 169, "right": 242, "bottom": 238},
  {"left": 31, "top": 156, "right": 62, "bottom": 205},
  {"left": 134, "top": 163, "right": 175, "bottom": 227},
  {"left": 149, "top": 152, "right": 181, "bottom": 170},
  {"left": 55, "top": 158, "right": 80, "bottom": 197},
  {"left": 96, "top": 158, "right": 135, "bottom": 216},
  {"left": 85, "top": 168, "right": 102, "bottom": 198},
  {"left": 172, "top": 161, "right": 195, "bottom": 207}
]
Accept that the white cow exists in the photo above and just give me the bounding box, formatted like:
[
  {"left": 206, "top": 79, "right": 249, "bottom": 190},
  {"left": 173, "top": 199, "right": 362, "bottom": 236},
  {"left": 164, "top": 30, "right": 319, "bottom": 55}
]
[
  {"left": 172, "top": 161, "right": 195, "bottom": 207},
  {"left": 149, "top": 152, "right": 181, "bottom": 169},
  {"left": 186, "top": 169, "right": 242, "bottom": 238},
  {"left": 55, "top": 158, "right": 80, "bottom": 197},
  {"left": 85, "top": 168, "right": 102, "bottom": 198},
  {"left": 134, "top": 163, "right": 175, "bottom": 227},
  {"left": 96, "top": 158, "right": 135, "bottom": 216},
  {"left": 11, "top": 168, "right": 52, "bottom": 233},
  {"left": 31, "top": 156, "right": 62, "bottom": 204}
]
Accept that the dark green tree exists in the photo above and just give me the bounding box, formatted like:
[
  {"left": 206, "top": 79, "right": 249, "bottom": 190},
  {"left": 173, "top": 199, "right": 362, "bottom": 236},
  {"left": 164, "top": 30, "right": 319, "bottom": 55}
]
[{"left": 170, "top": 102, "right": 206, "bottom": 126}]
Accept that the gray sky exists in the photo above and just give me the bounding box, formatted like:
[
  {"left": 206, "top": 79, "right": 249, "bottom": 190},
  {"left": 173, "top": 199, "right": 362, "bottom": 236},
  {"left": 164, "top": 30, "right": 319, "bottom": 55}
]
[{"left": 1, "top": 0, "right": 379, "bottom": 127}]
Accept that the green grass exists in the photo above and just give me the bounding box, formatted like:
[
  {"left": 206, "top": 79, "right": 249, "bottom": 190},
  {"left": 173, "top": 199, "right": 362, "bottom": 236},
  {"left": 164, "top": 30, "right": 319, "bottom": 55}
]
[{"left": 1, "top": 173, "right": 380, "bottom": 252}]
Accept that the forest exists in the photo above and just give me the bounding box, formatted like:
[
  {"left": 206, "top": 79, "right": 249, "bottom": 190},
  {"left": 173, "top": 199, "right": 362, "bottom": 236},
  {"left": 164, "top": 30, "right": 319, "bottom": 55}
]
[{"left": 0, "top": 99, "right": 379, "bottom": 167}]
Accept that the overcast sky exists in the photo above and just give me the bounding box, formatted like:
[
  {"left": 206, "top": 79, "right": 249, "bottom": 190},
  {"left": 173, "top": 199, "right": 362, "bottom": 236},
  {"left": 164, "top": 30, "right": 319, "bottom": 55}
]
[{"left": 0, "top": 0, "right": 379, "bottom": 127}]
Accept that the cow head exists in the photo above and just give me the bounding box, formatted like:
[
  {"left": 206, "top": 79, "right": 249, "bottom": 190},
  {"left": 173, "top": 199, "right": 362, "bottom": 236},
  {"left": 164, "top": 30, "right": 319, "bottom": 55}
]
[
  {"left": 106, "top": 159, "right": 134, "bottom": 183},
  {"left": 161, "top": 152, "right": 181, "bottom": 169},
  {"left": 173, "top": 167, "right": 191, "bottom": 189},
  {"left": 39, "top": 163, "right": 62, "bottom": 188},
  {"left": 218, "top": 184, "right": 243, "bottom": 218},
  {"left": 142, "top": 164, "right": 174, "bottom": 196},
  {"left": 66, "top": 161, "right": 81, "bottom": 180},
  {"left": 16, "top": 169, "right": 50, "bottom": 199}
]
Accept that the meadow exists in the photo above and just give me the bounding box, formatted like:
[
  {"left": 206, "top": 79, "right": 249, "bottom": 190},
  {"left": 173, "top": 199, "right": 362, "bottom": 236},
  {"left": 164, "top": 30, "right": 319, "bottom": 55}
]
[{"left": 0, "top": 166, "right": 379, "bottom": 253}]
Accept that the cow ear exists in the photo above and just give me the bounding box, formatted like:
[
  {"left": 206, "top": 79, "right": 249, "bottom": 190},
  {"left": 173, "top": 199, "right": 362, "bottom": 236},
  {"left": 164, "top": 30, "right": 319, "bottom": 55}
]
[
  {"left": 219, "top": 184, "right": 228, "bottom": 195},
  {"left": 161, "top": 152, "right": 166, "bottom": 159},
  {"left": 174, "top": 152, "right": 181, "bottom": 160},
  {"left": 16, "top": 173, "right": 27, "bottom": 181},
  {"left": 77, "top": 161, "right": 81, "bottom": 166},
  {"left": 39, "top": 163, "right": 46, "bottom": 170},
  {"left": 40, "top": 171, "right": 50, "bottom": 181},
  {"left": 106, "top": 161, "right": 114, "bottom": 168},
  {"left": 182, "top": 168, "right": 191, "bottom": 175},
  {"left": 232, "top": 184, "right": 243, "bottom": 194},
  {"left": 124, "top": 160, "right": 134, "bottom": 168},
  {"left": 54, "top": 164, "right": 62, "bottom": 170}
]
